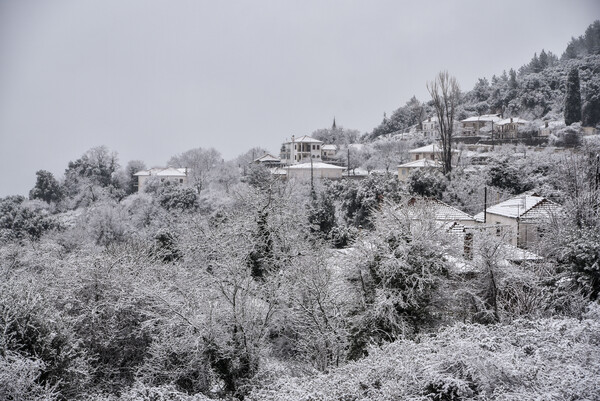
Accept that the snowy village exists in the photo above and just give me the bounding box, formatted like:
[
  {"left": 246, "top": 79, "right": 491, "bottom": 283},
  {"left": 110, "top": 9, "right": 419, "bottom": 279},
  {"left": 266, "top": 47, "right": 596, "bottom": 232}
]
[{"left": 1, "top": 3, "right": 600, "bottom": 401}]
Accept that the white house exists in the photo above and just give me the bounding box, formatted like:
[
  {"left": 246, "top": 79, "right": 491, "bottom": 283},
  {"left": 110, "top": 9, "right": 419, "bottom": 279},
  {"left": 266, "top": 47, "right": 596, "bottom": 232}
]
[
  {"left": 321, "top": 144, "right": 338, "bottom": 161},
  {"left": 397, "top": 159, "right": 443, "bottom": 181},
  {"left": 474, "top": 193, "right": 562, "bottom": 248},
  {"left": 461, "top": 114, "right": 502, "bottom": 136},
  {"left": 421, "top": 116, "right": 439, "bottom": 138},
  {"left": 286, "top": 162, "right": 345, "bottom": 180},
  {"left": 280, "top": 135, "right": 324, "bottom": 165},
  {"left": 494, "top": 117, "right": 529, "bottom": 139},
  {"left": 134, "top": 167, "right": 188, "bottom": 192},
  {"left": 408, "top": 143, "right": 460, "bottom": 162},
  {"left": 539, "top": 120, "right": 566, "bottom": 136}
]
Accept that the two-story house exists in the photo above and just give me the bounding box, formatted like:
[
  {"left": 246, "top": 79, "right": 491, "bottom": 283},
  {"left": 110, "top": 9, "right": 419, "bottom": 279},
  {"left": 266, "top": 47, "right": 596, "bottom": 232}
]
[
  {"left": 494, "top": 117, "right": 529, "bottom": 139},
  {"left": 408, "top": 143, "right": 459, "bottom": 164},
  {"left": 397, "top": 143, "right": 459, "bottom": 181},
  {"left": 461, "top": 114, "right": 502, "bottom": 136},
  {"left": 421, "top": 116, "right": 439, "bottom": 138},
  {"left": 280, "top": 135, "right": 324, "bottom": 165},
  {"left": 474, "top": 193, "right": 561, "bottom": 249}
]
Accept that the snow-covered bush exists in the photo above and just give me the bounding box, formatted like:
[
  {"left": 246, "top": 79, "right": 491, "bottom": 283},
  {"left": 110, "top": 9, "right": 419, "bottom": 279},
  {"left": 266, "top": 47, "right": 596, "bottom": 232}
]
[
  {"left": 549, "top": 123, "right": 583, "bottom": 147},
  {"left": 249, "top": 313, "right": 600, "bottom": 400}
]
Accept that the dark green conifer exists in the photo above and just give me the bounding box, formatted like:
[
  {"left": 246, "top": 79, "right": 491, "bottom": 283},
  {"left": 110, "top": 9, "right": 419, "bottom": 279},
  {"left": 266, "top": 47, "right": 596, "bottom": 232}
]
[{"left": 564, "top": 67, "right": 582, "bottom": 125}]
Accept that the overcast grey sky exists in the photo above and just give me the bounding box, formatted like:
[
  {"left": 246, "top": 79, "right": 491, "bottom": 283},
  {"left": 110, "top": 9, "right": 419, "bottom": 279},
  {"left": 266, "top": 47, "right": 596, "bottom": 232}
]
[{"left": 0, "top": 0, "right": 598, "bottom": 197}]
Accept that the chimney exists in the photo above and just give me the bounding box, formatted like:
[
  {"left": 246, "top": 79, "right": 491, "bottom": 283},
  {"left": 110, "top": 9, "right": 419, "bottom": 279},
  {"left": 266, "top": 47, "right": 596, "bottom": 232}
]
[
  {"left": 510, "top": 117, "right": 513, "bottom": 123},
  {"left": 464, "top": 232, "right": 473, "bottom": 260},
  {"left": 545, "top": 121, "right": 549, "bottom": 128}
]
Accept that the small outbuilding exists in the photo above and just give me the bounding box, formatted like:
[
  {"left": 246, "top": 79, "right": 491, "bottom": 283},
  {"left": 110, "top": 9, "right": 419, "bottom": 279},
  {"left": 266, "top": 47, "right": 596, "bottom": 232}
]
[
  {"left": 286, "top": 162, "right": 345, "bottom": 180},
  {"left": 133, "top": 167, "right": 188, "bottom": 192}
]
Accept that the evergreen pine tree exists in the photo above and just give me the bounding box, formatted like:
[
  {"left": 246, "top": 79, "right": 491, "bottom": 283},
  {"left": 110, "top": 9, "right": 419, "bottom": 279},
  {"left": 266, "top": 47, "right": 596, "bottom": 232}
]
[
  {"left": 564, "top": 67, "right": 582, "bottom": 125},
  {"left": 539, "top": 49, "right": 549, "bottom": 69},
  {"left": 529, "top": 53, "right": 541, "bottom": 73},
  {"left": 582, "top": 79, "right": 600, "bottom": 127}
]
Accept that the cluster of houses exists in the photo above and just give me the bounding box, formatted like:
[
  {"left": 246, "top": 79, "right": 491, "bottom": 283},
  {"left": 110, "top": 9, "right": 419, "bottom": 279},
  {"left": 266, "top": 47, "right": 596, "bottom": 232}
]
[
  {"left": 255, "top": 134, "right": 347, "bottom": 180},
  {"left": 415, "top": 114, "right": 564, "bottom": 140},
  {"left": 406, "top": 191, "right": 561, "bottom": 265},
  {"left": 132, "top": 116, "right": 569, "bottom": 257}
]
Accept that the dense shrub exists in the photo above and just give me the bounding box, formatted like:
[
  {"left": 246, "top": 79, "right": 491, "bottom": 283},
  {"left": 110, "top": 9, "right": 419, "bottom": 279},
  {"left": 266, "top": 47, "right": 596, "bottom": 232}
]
[
  {"left": 408, "top": 168, "right": 447, "bottom": 199},
  {"left": 0, "top": 196, "right": 57, "bottom": 241},
  {"left": 559, "top": 228, "right": 600, "bottom": 299},
  {"left": 158, "top": 186, "right": 199, "bottom": 211},
  {"left": 249, "top": 312, "right": 600, "bottom": 400}
]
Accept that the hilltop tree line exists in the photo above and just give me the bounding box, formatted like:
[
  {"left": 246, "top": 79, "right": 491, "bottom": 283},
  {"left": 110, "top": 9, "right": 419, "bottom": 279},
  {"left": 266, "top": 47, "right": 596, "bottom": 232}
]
[{"left": 368, "top": 20, "right": 600, "bottom": 140}]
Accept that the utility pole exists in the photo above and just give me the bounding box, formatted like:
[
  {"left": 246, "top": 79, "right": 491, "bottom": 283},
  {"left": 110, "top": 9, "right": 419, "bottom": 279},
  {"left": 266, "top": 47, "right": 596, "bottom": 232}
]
[
  {"left": 347, "top": 148, "right": 350, "bottom": 177},
  {"left": 484, "top": 186, "right": 487, "bottom": 223},
  {"left": 596, "top": 154, "right": 600, "bottom": 191},
  {"left": 310, "top": 156, "right": 314, "bottom": 192}
]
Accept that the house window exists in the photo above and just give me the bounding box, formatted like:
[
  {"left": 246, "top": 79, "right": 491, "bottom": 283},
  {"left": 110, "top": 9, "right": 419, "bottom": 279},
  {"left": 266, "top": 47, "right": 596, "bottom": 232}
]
[
  {"left": 415, "top": 155, "right": 420, "bottom": 160},
  {"left": 317, "top": 145, "right": 320, "bottom": 150},
  {"left": 537, "top": 226, "right": 546, "bottom": 239},
  {"left": 495, "top": 222, "right": 501, "bottom": 236},
  {"left": 179, "top": 179, "right": 184, "bottom": 183},
  {"left": 312, "top": 145, "right": 315, "bottom": 150}
]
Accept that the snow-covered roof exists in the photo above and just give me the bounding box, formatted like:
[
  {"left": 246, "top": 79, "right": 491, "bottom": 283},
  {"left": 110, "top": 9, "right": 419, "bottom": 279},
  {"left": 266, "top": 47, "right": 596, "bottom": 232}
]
[
  {"left": 254, "top": 153, "right": 280, "bottom": 163},
  {"left": 446, "top": 242, "right": 543, "bottom": 274},
  {"left": 156, "top": 167, "right": 187, "bottom": 177},
  {"left": 134, "top": 167, "right": 188, "bottom": 177},
  {"left": 322, "top": 144, "right": 338, "bottom": 151},
  {"left": 539, "top": 120, "right": 566, "bottom": 129},
  {"left": 431, "top": 200, "right": 475, "bottom": 222},
  {"left": 270, "top": 167, "right": 287, "bottom": 175},
  {"left": 408, "top": 198, "right": 474, "bottom": 222},
  {"left": 285, "top": 135, "right": 323, "bottom": 144},
  {"left": 408, "top": 143, "right": 459, "bottom": 154},
  {"left": 500, "top": 243, "right": 544, "bottom": 262},
  {"left": 461, "top": 114, "right": 502, "bottom": 123},
  {"left": 398, "top": 159, "right": 443, "bottom": 168},
  {"left": 409, "top": 143, "right": 442, "bottom": 153},
  {"left": 287, "top": 162, "right": 345, "bottom": 170},
  {"left": 422, "top": 116, "right": 439, "bottom": 123},
  {"left": 474, "top": 194, "right": 561, "bottom": 221},
  {"left": 496, "top": 117, "right": 529, "bottom": 126}
]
